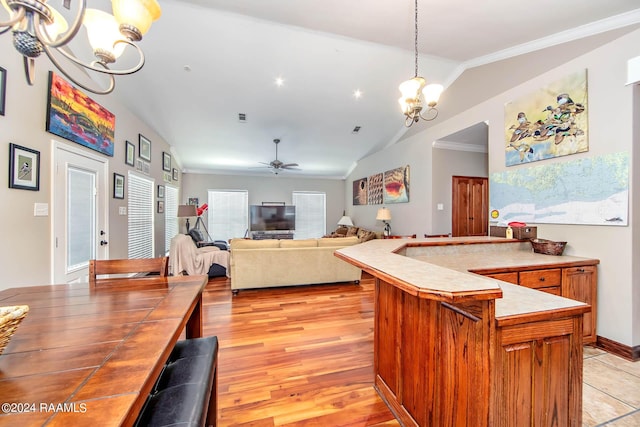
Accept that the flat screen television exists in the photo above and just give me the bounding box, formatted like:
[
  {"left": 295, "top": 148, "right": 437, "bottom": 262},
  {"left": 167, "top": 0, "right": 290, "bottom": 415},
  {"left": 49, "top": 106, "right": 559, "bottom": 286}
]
[{"left": 250, "top": 205, "right": 296, "bottom": 231}]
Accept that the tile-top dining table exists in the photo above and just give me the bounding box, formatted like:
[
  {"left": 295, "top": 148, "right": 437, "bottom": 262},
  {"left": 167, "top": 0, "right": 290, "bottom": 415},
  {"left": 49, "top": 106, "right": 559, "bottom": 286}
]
[{"left": 0, "top": 274, "right": 208, "bottom": 427}]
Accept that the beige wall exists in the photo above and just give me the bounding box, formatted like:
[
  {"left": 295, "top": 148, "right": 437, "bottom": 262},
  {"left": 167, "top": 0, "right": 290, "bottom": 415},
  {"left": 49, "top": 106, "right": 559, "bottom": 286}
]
[
  {"left": 346, "top": 29, "right": 640, "bottom": 348},
  {"left": 0, "top": 39, "right": 179, "bottom": 289},
  {"left": 181, "top": 173, "right": 346, "bottom": 239}
]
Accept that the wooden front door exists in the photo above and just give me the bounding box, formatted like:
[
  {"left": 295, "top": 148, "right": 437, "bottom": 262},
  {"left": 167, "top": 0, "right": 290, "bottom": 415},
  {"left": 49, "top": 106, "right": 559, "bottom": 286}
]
[{"left": 452, "top": 176, "right": 488, "bottom": 237}]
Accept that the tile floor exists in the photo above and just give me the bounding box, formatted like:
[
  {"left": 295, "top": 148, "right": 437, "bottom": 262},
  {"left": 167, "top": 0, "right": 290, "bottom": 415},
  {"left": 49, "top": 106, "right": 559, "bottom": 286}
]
[{"left": 582, "top": 346, "right": 640, "bottom": 426}]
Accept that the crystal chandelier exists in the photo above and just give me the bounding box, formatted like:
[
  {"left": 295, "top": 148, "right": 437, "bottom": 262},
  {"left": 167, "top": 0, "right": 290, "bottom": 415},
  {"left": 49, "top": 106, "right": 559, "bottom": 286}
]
[
  {"left": 0, "top": 0, "right": 161, "bottom": 94},
  {"left": 398, "top": 0, "right": 443, "bottom": 127}
]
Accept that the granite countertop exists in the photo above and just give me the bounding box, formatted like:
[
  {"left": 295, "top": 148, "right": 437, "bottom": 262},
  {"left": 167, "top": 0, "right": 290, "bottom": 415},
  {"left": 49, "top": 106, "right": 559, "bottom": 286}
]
[{"left": 335, "top": 237, "right": 597, "bottom": 320}]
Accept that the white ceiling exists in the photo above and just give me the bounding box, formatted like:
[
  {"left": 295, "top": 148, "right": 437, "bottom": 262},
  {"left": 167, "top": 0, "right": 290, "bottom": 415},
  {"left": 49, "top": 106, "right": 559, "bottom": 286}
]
[{"left": 106, "top": 0, "right": 640, "bottom": 178}]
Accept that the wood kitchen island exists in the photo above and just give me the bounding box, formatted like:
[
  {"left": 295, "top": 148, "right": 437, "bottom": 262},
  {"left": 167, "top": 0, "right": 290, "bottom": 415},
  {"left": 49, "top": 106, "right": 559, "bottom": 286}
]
[{"left": 335, "top": 237, "right": 598, "bottom": 427}]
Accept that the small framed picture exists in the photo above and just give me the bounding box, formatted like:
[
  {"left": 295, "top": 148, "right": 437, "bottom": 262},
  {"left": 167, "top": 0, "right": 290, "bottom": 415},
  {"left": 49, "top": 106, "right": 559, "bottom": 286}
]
[
  {"left": 0, "top": 66, "right": 6, "bottom": 116},
  {"left": 9, "top": 143, "right": 40, "bottom": 191},
  {"left": 157, "top": 200, "right": 164, "bottom": 214},
  {"left": 125, "top": 140, "right": 135, "bottom": 166},
  {"left": 172, "top": 168, "right": 178, "bottom": 181},
  {"left": 162, "top": 151, "right": 171, "bottom": 171},
  {"left": 188, "top": 197, "right": 199, "bottom": 206},
  {"left": 113, "top": 173, "right": 125, "bottom": 199},
  {"left": 157, "top": 184, "right": 164, "bottom": 198},
  {"left": 139, "top": 134, "right": 151, "bottom": 161}
]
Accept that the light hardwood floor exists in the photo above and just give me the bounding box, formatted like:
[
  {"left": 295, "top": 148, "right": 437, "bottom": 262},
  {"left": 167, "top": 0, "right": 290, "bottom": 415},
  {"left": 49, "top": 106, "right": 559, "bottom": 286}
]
[{"left": 202, "top": 274, "right": 639, "bottom": 426}]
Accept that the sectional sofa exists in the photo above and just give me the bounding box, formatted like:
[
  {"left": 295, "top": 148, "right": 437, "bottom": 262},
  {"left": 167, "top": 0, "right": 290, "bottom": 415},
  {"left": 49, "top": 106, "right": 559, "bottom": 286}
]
[{"left": 229, "top": 236, "right": 362, "bottom": 293}]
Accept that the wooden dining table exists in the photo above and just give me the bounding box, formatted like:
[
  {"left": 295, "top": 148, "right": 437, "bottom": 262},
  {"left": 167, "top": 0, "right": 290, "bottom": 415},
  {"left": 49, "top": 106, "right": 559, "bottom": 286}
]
[{"left": 0, "top": 274, "right": 209, "bottom": 427}]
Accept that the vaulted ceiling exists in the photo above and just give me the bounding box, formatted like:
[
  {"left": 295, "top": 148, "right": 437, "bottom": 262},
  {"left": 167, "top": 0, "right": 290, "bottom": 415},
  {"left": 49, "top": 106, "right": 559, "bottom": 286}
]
[{"left": 105, "top": 0, "right": 640, "bottom": 178}]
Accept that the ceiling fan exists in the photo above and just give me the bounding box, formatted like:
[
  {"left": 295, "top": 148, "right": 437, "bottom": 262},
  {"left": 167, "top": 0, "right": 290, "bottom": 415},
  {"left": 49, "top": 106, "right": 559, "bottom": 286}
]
[{"left": 256, "top": 139, "right": 300, "bottom": 174}]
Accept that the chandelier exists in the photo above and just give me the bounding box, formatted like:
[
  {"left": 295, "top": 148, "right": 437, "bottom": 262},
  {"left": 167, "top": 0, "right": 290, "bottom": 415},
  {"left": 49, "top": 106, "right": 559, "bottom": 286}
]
[
  {"left": 398, "top": 0, "right": 443, "bottom": 127},
  {"left": 0, "top": 0, "right": 161, "bottom": 94}
]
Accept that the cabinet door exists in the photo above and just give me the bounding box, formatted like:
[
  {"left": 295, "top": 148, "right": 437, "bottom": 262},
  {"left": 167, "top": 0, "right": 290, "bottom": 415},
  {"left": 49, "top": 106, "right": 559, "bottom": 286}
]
[
  {"left": 452, "top": 176, "right": 488, "bottom": 237},
  {"left": 484, "top": 272, "right": 518, "bottom": 284},
  {"left": 562, "top": 266, "right": 597, "bottom": 343}
]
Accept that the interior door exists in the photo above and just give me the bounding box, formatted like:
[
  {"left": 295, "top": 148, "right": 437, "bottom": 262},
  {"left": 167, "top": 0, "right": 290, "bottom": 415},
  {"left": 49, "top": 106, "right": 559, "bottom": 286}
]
[
  {"left": 451, "top": 176, "right": 488, "bottom": 237},
  {"left": 53, "top": 142, "right": 108, "bottom": 284}
]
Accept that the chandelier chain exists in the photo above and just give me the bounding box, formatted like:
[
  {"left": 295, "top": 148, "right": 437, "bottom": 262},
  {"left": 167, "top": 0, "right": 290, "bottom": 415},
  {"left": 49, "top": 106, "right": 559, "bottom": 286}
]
[{"left": 414, "top": 0, "right": 418, "bottom": 78}]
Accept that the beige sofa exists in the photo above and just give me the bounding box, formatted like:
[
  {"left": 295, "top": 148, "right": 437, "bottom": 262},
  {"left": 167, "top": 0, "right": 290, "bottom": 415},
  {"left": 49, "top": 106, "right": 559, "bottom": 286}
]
[{"left": 230, "top": 236, "right": 362, "bottom": 293}]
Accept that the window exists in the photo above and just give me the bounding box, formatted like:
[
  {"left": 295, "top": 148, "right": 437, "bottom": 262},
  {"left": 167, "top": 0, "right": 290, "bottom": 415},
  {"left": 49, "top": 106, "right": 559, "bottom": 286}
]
[
  {"left": 207, "top": 190, "right": 248, "bottom": 243},
  {"left": 128, "top": 172, "right": 154, "bottom": 259},
  {"left": 292, "top": 192, "right": 326, "bottom": 239},
  {"left": 164, "top": 185, "right": 179, "bottom": 253}
]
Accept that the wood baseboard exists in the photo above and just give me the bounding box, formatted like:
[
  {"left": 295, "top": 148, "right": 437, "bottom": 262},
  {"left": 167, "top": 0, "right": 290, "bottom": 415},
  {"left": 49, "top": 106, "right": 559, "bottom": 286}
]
[{"left": 596, "top": 335, "right": 640, "bottom": 361}]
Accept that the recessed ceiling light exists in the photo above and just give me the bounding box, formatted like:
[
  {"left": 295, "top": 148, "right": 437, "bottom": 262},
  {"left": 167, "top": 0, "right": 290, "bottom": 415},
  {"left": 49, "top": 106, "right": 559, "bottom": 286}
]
[
  {"left": 353, "top": 89, "right": 362, "bottom": 99},
  {"left": 275, "top": 77, "right": 285, "bottom": 87}
]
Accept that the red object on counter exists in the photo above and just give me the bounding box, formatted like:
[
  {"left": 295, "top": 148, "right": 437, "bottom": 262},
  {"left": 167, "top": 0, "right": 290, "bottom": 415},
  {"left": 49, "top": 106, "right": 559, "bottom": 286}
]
[{"left": 508, "top": 221, "right": 527, "bottom": 227}]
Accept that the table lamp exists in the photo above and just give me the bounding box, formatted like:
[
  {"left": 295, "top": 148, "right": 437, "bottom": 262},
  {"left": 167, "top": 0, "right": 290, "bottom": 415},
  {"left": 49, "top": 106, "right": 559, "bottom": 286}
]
[
  {"left": 337, "top": 215, "right": 353, "bottom": 230},
  {"left": 376, "top": 207, "right": 392, "bottom": 237},
  {"left": 177, "top": 204, "right": 198, "bottom": 232}
]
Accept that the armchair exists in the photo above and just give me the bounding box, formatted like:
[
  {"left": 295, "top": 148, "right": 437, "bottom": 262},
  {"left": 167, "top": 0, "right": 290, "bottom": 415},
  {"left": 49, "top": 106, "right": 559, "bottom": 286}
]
[{"left": 169, "top": 234, "right": 230, "bottom": 278}]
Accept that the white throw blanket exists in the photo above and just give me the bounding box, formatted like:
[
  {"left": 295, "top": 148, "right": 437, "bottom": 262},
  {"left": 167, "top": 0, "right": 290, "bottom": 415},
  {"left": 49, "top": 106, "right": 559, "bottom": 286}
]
[{"left": 169, "top": 234, "right": 230, "bottom": 277}]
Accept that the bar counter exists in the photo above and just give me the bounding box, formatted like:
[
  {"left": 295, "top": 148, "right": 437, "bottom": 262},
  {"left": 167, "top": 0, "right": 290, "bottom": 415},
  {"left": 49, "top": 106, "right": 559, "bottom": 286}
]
[{"left": 335, "top": 236, "right": 598, "bottom": 427}]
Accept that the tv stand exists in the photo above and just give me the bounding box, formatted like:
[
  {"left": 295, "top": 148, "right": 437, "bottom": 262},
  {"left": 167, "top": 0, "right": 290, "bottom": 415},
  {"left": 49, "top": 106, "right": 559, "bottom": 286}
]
[{"left": 251, "top": 231, "right": 294, "bottom": 240}]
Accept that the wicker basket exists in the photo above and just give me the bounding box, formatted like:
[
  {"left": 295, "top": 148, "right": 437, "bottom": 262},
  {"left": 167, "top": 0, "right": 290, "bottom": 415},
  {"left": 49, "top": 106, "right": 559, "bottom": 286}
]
[
  {"left": 530, "top": 239, "right": 567, "bottom": 256},
  {"left": 0, "top": 305, "right": 29, "bottom": 355}
]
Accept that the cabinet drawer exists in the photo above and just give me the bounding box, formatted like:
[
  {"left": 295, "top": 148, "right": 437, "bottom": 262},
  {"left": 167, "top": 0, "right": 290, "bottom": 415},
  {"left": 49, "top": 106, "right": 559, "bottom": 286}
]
[
  {"left": 485, "top": 272, "right": 518, "bottom": 284},
  {"left": 539, "top": 286, "right": 561, "bottom": 296},
  {"left": 519, "top": 269, "right": 561, "bottom": 289}
]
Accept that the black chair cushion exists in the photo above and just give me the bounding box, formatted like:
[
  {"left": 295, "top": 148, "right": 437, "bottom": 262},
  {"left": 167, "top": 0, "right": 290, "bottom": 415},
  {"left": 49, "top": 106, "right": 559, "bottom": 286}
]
[{"left": 169, "top": 336, "right": 218, "bottom": 362}]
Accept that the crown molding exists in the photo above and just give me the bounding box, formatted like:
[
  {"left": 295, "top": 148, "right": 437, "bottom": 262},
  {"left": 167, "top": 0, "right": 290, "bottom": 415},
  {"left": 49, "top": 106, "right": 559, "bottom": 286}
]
[{"left": 432, "top": 140, "right": 487, "bottom": 153}]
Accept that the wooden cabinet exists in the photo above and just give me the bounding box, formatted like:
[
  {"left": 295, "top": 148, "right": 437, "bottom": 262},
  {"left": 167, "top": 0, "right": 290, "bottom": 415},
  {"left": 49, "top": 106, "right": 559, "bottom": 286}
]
[
  {"left": 480, "top": 264, "right": 597, "bottom": 343},
  {"left": 562, "top": 266, "right": 597, "bottom": 343},
  {"left": 452, "top": 176, "right": 488, "bottom": 237}
]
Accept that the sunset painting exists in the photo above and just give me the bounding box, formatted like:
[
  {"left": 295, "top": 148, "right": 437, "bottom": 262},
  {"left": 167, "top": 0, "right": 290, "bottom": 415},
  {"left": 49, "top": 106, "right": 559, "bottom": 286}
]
[{"left": 46, "top": 72, "right": 115, "bottom": 156}]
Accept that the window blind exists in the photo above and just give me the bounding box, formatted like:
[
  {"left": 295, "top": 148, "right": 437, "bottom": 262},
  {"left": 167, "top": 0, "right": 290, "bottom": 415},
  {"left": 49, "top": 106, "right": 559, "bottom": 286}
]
[
  {"left": 292, "top": 191, "right": 326, "bottom": 239},
  {"left": 207, "top": 190, "right": 248, "bottom": 243},
  {"left": 164, "top": 185, "right": 179, "bottom": 254},
  {"left": 128, "top": 172, "right": 154, "bottom": 259}
]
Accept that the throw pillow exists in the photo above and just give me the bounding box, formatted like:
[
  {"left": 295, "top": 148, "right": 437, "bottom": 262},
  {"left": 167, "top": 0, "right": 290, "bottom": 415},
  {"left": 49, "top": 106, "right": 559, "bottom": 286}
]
[{"left": 346, "top": 226, "right": 359, "bottom": 237}]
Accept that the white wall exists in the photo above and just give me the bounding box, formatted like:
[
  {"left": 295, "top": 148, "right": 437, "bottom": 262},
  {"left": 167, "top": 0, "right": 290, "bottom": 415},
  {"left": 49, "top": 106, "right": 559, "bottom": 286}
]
[
  {"left": 346, "top": 29, "right": 640, "bottom": 348},
  {"left": 0, "top": 38, "right": 178, "bottom": 289},
  {"left": 181, "top": 173, "right": 346, "bottom": 238}
]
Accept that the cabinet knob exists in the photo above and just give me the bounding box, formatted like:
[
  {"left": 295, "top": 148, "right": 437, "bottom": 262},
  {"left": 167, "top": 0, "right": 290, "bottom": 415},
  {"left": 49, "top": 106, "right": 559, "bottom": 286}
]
[
  {"left": 539, "top": 277, "right": 545, "bottom": 282},
  {"left": 577, "top": 268, "right": 585, "bottom": 273}
]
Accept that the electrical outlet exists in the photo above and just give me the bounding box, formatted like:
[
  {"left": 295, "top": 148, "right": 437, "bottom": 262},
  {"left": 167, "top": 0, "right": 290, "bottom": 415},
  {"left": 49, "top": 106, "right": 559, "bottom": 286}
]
[
  {"left": 437, "top": 203, "right": 444, "bottom": 211},
  {"left": 119, "top": 207, "right": 127, "bottom": 215}
]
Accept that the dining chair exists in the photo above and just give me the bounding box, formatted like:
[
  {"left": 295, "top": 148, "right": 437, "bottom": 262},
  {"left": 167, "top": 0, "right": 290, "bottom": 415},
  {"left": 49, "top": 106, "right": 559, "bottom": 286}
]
[{"left": 89, "top": 257, "right": 169, "bottom": 287}]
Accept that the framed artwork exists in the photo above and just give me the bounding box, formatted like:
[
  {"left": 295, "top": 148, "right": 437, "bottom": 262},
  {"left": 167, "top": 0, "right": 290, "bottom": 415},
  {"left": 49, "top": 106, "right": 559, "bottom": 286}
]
[
  {"left": 8, "top": 143, "right": 40, "bottom": 191},
  {"left": 504, "top": 69, "right": 588, "bottom": 166},
  {"left": 188, "top": 197, "right": 199, "bottom": 206},
  {"left": 125, "top": 140, "right": 135, "bottom": 166},
  {"left": 383, "top": 165, "right": 410, "bottom": 204},
  {"left": 157, "top": 185, "right": 164, "bottom": 198},
  {"left": 162, "top": 151, "right": 171, "bottom": 171},
  {"left": 352, "top": 177, "right": 368, "bottom": 205},
  {"left": 368, "top": 173, "right": 383, "bottom": 205},
  {"left": 46, "top": 72, "right": 115, "bottom": 156},
  {"left": 157, "top": 200, "right": 164, "bottom": 214},
  {"left": 113, "top": 173, "right": 124, "bottom": 199},
  {"left": 172, "top": 168, "right": 178, "bottom": 181},
  {"left": 139, "top": 134, "right": 151, "bottom": 161},
  {"left": 163, "top": 172, "right": 172, "bottom": 182},
  {"left": 0, "top": 66, "right": 6, "bottom": 116}
]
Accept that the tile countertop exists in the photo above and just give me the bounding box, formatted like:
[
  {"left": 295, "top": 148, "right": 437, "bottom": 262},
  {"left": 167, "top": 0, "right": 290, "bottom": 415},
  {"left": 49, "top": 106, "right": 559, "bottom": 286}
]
[{"left": 335, "top": 236, "right": 598, "bottom": 320}]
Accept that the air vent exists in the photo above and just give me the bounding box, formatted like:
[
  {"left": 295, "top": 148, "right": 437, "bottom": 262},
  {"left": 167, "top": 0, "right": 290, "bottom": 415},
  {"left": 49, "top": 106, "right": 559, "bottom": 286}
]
[
  {"left": 238, "top": 113, "right": 247, "bottom": 123},
  {"left": 352, "top": 126, "right": 361, "bottom": 134}
]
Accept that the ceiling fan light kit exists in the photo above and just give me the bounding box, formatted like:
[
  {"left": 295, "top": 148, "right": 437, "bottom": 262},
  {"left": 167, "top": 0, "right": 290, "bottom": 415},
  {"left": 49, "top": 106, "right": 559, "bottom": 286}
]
[
  {"left": 398, "top": 0, "right": 443, "bottom": 127},
  {"left": 0, "top": 0, "right": 161, "bottom": 94}
]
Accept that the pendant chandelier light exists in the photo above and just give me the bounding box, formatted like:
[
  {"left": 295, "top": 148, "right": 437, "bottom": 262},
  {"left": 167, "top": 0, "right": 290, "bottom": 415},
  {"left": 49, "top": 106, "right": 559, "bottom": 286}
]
[
  {"left": 0, "top": 0, "right": 161, "bottom": 94},
  {"left": 398, "top": 0, "right": 443, "bottom": 127}
]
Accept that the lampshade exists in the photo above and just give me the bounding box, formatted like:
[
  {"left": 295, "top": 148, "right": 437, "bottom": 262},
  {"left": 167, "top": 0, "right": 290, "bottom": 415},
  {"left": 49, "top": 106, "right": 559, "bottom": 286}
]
[
  {"left": 337, "top": 216, "right": 353, "bottom": 227},
  {"left": 177, "top": 204, "right": 197, "bottom": 218},
  {"left": 376, "top": 208, "right": 391, "bottom": 221},
  {"left": 112, "top": 0, "right": 162, "bottom": 39},
  {"left": 83, "top": 9, "right": 126, "bottom": 62},
  {"left": 423, "top": 83, "right": 444, "bottom": 107}
]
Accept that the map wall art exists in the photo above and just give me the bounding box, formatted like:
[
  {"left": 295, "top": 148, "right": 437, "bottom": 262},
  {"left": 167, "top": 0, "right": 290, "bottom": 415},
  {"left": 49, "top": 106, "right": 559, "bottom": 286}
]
[
  {"left": 504, "top": 70, "right": 588, "bottom": 166},
  {"left": 46, "top": 71, "right": 115, "bottom": 157}
]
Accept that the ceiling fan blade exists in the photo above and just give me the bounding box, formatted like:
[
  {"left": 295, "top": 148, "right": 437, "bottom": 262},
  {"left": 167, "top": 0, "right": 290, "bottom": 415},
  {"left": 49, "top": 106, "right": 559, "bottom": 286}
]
[{"left": 281, "top": 163, "right": 299, "bottom": 168}]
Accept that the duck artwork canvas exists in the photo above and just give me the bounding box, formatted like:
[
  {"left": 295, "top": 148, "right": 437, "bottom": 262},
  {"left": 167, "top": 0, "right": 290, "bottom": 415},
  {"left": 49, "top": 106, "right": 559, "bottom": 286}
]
[{"left": 504, "top": 70, "right": 588, "bottom": 166}]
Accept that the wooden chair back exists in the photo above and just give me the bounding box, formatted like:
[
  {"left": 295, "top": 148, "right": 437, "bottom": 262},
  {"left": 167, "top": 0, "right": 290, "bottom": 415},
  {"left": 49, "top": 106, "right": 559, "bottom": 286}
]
[{"left": 89, "top": 257, "right": 169, "bottom": 287}]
